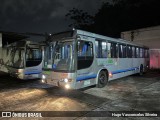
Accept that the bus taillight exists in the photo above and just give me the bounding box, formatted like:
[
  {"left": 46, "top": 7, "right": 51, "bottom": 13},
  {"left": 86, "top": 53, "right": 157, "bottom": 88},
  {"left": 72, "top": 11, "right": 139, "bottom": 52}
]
[{"left": 109, "top": 72, "right": 113, "bottom": 78}]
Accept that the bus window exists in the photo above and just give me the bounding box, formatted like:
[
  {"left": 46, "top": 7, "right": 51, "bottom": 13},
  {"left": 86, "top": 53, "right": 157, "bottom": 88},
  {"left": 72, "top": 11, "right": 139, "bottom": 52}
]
[
  {"left": 119, "top": 44, "right": 123, "bottom": 58},
  {"left": 95, "top": 40, "right": 102, "bottom": 58},
  {"left": 102, "top": 42, "right": 107, "bottom": 58},
  {"left": 77, "top": 41, "right": 93, "bottom": 70},
  {"left": 95, "top": 41, "right": 98, "bottom": 57},
  {"left": 136, "top": 47, "right": 140, "bottom": 58},
  {"left": 44, "top": 45, "right": 53, "bottom": 68},
  {"left": 78, "top": 41, "right": 93, "bottom": 57},
  {"left": 140, "top": 48, "right": 143, "bottom": 58},
  {"left": 140, "top": 48, "right": 145, "bottom": 58},
  {"left": 26, "top": 48, "right": 42, "bottom": 67},
  {"left": 127, "top": 45, "right": 132, "bottom": 58},
  {"left": 144, "top": 49, "right": 147, "bottom": 58},
  {"left": 145, "top": 49, "right": 149, "bottom": 58},
  {"left": 107, "top": 43, "right": 111, "bottom": 58},
  {"left": 111, "top": 43, "right": 117, "bottom": 58},
  {"left": 95, "top": 40, "right": 107, "bottom": 58},
  {"left": 116, "top": 44, "right": 118, "bottom": 58},
  {"left": 142, "top": 48, "right": 145, "bottom": 58},
  {"left": 12, "top": 48, "right": 24, "bottom": 68},
  {"left": 147, "top": 49, "right": 149, "bottom": 58},
  {"left": 132, "top": 46, "right": 135, "bottom": 58},
  {"left": 122, "top": 45, "right": 126, "bottom": 58}
]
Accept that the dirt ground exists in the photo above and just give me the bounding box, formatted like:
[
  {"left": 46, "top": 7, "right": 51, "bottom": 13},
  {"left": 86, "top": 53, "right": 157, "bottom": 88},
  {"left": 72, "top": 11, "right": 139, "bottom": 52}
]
[{"left": 0, "top": 71, "right": 160, "bottom": 120}]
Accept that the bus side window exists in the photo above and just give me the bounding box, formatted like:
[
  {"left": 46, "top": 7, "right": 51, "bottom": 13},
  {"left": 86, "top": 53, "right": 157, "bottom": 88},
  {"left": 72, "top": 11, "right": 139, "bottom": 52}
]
[
  {"left": 95, "top": 40, "right": 107, "bottom": 58},
  {"left": 87, "top": 42, "right": 93, "bottom": 56},
  {"left": 122, "top": 45, "right": 126, "bottom": 58},
  {"left": 116, "top": 44, "right": 118, "bottom": 58},
  {"left": 144, "top": 49, "right": 146, "bottom": 58},
  {"left": 147, "top": 49, "right": 149, "bottom": 58},
  {"left": 145, "top": 49, "right": 149, "bottom": 58},
  {"left": 142, "top": 48, "right": 145, "bottom": 58},
  {"left": 111, "top": 43, "right": 117, "bottom": 58},
  {"left": 82, "top": 44, "right": 87, "bottom": 55},
  {"left": 140, "top": 48, "right": 143, "bottom": 58},
  {"left": 107, "top": 43, "right": 111, "bottom": 58},
  {"left": 102, "top": 41, "right": 107, "bottom": 58},
  {"left": 95, "top": 41, "right": 99, "bottom": 57},
  {"left": 126, "top": 46, "right": 129, "bottom": 58},
  {"left": 136, "top": 47, "right": 140, "bottom": 58},
  {"left": 77, "top": 40, "right": 93, "bottom": 70},
  {"left": 119, "top": 44, "right": 123, "bottom": 58},
  {"left": 132, "top": 46, "right": 135, "bottom": 58},
  {"left": 78, "top": 41, "right": 93, "bottom": 57},
  {"left": 95, "top": 40, "right": 102, "bottom": 58},
  {"left": 44, "top": 46, "right": 52, "bottom": 63},
  {"left": 127, "top": 45, "right": 132, "bottom": 58},
  {"left": 78, "top": 42, "right": 86, "bottom": 56}
]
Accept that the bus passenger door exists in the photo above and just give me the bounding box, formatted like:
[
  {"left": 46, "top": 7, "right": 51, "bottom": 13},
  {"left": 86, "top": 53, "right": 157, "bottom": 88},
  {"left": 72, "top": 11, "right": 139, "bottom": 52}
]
[{"left": 76, "top": 40, "right": 95, "bottom": 88}]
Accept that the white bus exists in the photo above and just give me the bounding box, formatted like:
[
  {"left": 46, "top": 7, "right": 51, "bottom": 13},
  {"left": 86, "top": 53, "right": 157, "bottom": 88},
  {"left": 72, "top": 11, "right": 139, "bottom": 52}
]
[
  {"left": 0, "top": 40, "right": 43, "bottom": 80},
  {"left": 41, "top": 29, "right": 149, "bottom": 89}
]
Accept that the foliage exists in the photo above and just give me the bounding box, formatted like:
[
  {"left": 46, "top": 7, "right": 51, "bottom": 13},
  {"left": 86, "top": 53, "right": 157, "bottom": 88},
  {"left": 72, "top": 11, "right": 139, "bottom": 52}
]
[
  {"left": 65, "top": 8, "right": 94, "bottom": 30},
  {"left": 66, "top": 0, "right": 160, "bottom": 37}
]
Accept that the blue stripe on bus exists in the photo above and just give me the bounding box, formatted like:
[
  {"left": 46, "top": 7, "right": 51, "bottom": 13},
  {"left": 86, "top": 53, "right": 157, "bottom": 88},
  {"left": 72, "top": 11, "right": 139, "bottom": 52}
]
[
  {"left": 111, "top": 67, "right": 139, "bottom": 74},
  {"left": 76, "top": 74, "right": 97, "bottom": 81},
  {"left": 25, "top": 71, "right": 42, "bottom": 75},
  {"left": 75, "top": 67, "right": 139, "bottom": 81}
]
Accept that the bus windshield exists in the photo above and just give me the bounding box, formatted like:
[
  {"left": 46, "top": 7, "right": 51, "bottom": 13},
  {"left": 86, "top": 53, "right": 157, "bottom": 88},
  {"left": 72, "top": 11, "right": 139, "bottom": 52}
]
[
  {"left": 26, "top": 48, "right": 42, "bottom": 67},
  {"left": 43, "top": 44, "right": 54, "bottom": 69},
  {"left": 10, "top": 48, "right": 24, "bottom": 68},
  {"left": 53, "top": 41, "right": 74, "bottom": 72}
]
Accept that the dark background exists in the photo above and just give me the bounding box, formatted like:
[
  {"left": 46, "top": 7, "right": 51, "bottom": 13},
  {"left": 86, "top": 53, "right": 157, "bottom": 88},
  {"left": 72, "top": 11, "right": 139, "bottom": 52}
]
[{"left": 0, "top": 0, "right": 160, "bottom": 38}]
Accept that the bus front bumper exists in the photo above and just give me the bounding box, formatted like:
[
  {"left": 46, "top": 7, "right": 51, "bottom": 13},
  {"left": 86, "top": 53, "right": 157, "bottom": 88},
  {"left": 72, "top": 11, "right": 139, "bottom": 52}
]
[{"left": 41, "top": 74, "right": 73, "bottom": 89}]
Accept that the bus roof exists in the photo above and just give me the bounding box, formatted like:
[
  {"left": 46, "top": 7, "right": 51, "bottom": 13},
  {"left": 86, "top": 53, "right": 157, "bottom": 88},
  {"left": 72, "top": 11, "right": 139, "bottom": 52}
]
[
  {"left": 4, "top": 40, "right": 41, "bottom": 48},
  {"left": 49, "top": 29, "right": 149, "bottom": 48},
  {"left": 76, "top": 29, "right": 148, "bottom": 48}
]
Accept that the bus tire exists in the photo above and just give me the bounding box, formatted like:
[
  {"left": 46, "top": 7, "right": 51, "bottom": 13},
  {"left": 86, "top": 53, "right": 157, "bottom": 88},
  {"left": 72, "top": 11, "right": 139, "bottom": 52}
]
[
  {"left": 139, "top": 64, "right": 143, "bottom": 76},
  {"left": 97, "top": 71, "right": 108, "bottom": 88}
]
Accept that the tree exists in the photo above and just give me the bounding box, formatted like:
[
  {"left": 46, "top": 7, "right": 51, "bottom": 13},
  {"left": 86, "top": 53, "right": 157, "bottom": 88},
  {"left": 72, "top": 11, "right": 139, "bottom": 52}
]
[
  {"left": 66, "top": 0, "right": 160, "bottom": 37},
  {"left": 65, "top": 8, "right": 94, "bottom": 30},
  {"left": 94, "top": 0, "right": 160, "bottom": 37}
]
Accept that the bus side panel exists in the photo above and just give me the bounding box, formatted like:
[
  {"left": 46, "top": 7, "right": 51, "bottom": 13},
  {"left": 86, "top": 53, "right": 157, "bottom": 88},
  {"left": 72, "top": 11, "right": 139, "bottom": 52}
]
[
  {"left": 75, "top": 58, "right": 97, "bottom": 89},
  {"left": 0, "top": 47, "right": 11, "bottom": 73},
  {"left": 132, "top": 58, "right": 141, "bottom": 73},
  {"left": 108, "top": 58, "right": 135, "bottom": 81},
  {"left": 24, "top": 63, "right": 42, "bottom": 80}
]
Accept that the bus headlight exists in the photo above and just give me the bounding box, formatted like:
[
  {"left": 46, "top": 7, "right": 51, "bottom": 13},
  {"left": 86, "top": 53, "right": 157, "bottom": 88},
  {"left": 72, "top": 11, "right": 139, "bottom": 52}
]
[
  {"left": 64, "top": 78, "right": 68, "bottom": 83},
  {"left": 60, "top": 78, "right": 72, "bottom": 83},
  {"left": 65, "top": 84, "right": 70, "bottom": 89},
  {"left": 42, "top": 79, "right": 46, "bottom": 83},
  {"left": 42, "top": 75, "right": 46, "bottom": 79}
]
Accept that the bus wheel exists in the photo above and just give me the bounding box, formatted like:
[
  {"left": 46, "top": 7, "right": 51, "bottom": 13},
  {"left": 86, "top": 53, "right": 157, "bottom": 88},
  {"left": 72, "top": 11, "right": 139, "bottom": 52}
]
[
  {"left": 139, "top": 65, "right": 143, "bottom": 76},
  {"left": 97, "top": 71, "right": 108, "bottom": 88}
]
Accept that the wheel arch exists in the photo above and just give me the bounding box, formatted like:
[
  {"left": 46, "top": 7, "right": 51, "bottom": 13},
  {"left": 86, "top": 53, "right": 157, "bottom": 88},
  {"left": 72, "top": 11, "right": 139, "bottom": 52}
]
[
  {"left": 96, "top": 68, "right": 109, "bottom": 84},
  {"left": 139, "top": 64, "right": 144, "bottom": 75}
]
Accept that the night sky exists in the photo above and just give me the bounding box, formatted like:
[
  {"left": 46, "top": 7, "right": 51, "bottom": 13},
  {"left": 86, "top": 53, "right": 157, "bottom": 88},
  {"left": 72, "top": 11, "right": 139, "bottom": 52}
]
[{"left": 0, "top": 0, "right": 106, "bottom": 34}]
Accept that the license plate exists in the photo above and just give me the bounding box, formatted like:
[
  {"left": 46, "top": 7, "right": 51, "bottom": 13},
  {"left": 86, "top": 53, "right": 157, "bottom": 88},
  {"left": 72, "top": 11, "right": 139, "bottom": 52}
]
[
  {"left": 84, "top": 80, "right": 90, "bottom": 86},
  {"left": 47, "top": 80, "right": 58, "bottom": 86},
  {"left": 32, "top": 74, "right": 39, "bottom": 78},
  {"left": 53, "top": 82, "right": 58, "bottom": 86},
  {"left": 27, "top": 74, "right": 38, "bottom": 79}
]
